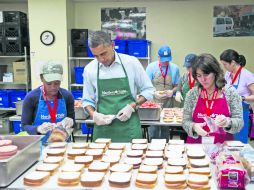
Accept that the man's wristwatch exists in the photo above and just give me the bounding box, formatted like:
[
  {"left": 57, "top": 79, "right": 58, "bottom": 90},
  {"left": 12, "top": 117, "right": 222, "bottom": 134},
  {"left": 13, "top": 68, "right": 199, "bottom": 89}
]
[{"left": 241, "top": 96, "right": 246, "bottom": 101}]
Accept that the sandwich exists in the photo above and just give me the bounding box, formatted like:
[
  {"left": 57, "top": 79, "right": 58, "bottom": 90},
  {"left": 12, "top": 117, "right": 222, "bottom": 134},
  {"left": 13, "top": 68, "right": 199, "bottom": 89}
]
[
  {"left": 43, "top": 156, "right": 64, "bottom": 165},
  {"left": 101, "top": 155, "right": 121, "bottom": 166},
  {"left": 46, "top": 148, "right": 65, "bottom": 157},
  {"left": 168, "top": 158, "right": 187, "bottom": 168},
  {"left": 187, "top": 174, "right": 210, "bottom": 189},
  {"left": 108, "top": 143, "right": 125, "bottom": 150},
  {"left": 81, "top": 171, "right": 105, "bottom": 187},
  {"left": 74, "top": 155, "right": 93, "bottom": 166},
  {"left": 126, "top": 150, "right": 143, "bottom": 158},
  {"left": 36, "top": 163, "right": 59, "bottom": 175},
  {"left": 104, "top": 149, "right": 123, "bottom": 157},
  {"left": 135, "top": 173, "right": 157, "bottom": 188},
  {"left": 94, "top": 138, "right": 111, "bottom": 145},
  {"left": 67, "top": 149, "right": 86, "bottom": 160},
  {"left": 224, "top": 140, "right": 244, "bottom": 147},
  {"left": 189, "top": 159, "right": 210, "bottom": 168},
  {"left": 168, "top": 139, "right": 184, "bottom": 145},
  {"left": 165, "top": 150, "right": 183, "bottom": 160},
  {"left": 72, "top": 143, "right": 88, "bottom": 149},
  {"left": 88, "top": 143, "right": 107, "bottom": 150},
  {"left": 132, "top": 139, "right": 147, "bottom": 144},
  {"left": 0, "top": 145, "right": 18, "bottom": 160},
  {"left": 85, "top": 149, "right": 104, "bottom": 160},
  {"left": 165, "top": 166, "right": 184, "bottom": 174},
  {"left": 167, "top": 144, "right": 185, "bottom": 152},
  {"left": 187, "top": 149, "right": 206, "bottom": 159},
  {"left": 88, "top": 161, "right": 110, "bottom": 173},
  {"left": 138, "top": 165, "right": 158, "bottom": 174},
  {"left": 145, "top": 150, "right": 164, "bottom": 158},
  {"left": 110, "top": 163, "right": 133, "bottom": 173},
  {"left": 23, "top": 171, "right": 50, "bottom": 186},
  {"left": 108, "top": 172, "right": 132, "bottom": 188},
  {"left": 143, "top": 158, "right": 163, "bottom": 169},
  {"left": 189, "top": 167, "right": 211, "bottom": 177},
  {"left": 57, "top": 171, "right": 81, "bottom": 186},
  {"left": 164, "top": 174, "right": 186, "bottom": 189},
  {"left": 124, "top": 157, "right": 142, "bottom": 169},
  {"left": 61, "top": 163, "right": 84, "bottom": 172},
  {"left": 48, "top": 142, "right": 67, "bottom": 149},
  {"left": 131, "top": 143, "right": 148, "bottom": 152}
]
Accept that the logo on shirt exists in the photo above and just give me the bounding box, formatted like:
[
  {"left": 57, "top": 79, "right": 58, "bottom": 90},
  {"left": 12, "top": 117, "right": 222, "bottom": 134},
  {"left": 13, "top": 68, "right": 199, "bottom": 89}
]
[
  {"left": 101, "top": 90, "right": 127, "bottom": 97},
  {"left": 40, "top": 113, "right": 65, "bottom": 120},
  {"left": 197, "top": 113, "right": 218, "bottom": 120}
]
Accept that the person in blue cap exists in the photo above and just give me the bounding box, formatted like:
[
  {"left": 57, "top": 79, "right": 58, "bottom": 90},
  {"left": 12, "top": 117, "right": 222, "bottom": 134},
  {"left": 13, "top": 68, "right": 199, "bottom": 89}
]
[
  {"left": 21, "top": 61, "right": 75, "bottom": 143},
  {"left": 146, "top": 45, "right": 180, "bottom": 139},
  {"left": 175, "top": 53, "right": 197, "bottom": 108}
]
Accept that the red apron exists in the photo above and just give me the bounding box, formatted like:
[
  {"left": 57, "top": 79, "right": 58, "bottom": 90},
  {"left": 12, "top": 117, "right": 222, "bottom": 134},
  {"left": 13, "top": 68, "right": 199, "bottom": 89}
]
[{"left": 187, "top": 92, "right": 233, "bottom": 144}]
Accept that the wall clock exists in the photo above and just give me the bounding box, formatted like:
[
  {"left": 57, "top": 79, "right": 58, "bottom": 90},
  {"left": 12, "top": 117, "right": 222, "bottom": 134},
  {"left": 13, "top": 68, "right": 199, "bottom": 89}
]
[{"left": 40, "top": 30, "right": 55, "bottom": 45}]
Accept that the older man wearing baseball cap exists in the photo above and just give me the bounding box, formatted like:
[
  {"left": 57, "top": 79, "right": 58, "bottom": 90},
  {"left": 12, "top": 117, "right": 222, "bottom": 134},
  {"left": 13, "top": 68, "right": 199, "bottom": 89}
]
[
  {"left": 21, "top": 61, "right": 75, "bottom": 143},
  {"left": 146, "top": 45, "right": 180, "bottom": 139}
]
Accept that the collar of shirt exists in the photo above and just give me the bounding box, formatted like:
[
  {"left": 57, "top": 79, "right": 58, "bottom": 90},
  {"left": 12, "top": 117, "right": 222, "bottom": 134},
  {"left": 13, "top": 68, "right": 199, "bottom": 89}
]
[{"left": 98, "top": 51, "right": 121, "bottom": 68}]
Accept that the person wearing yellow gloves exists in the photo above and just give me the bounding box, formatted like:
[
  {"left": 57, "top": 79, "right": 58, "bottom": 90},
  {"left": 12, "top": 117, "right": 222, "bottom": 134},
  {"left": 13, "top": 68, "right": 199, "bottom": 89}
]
[{"left": 175, "top": 54, "right": 197, "bottom": 107}]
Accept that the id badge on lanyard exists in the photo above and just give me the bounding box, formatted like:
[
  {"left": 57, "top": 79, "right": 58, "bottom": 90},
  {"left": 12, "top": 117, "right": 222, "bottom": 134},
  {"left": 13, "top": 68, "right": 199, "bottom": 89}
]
[{"left": 202, "top": 136, "right": 215, "bottom": 144}]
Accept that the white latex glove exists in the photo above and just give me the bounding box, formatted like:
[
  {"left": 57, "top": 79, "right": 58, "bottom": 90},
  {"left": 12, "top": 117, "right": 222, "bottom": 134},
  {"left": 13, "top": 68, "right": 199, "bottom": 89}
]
[
  {"left": 37, "top": 122, "right": 55, "bottom": 134},
  {"left": 93, "top": 111, "right": 115, "bottom": 126},
  {"left": 215, "top": 115, "right": 231, "bottom": 128},
  {"left": 154, "top": 91, "right": 167, "bottom": 100},
  {"left": 57, "top": 117, "right": 74, "bottom": 129},
  {"left": 165, "top": 90, "right": 174, "bottom": 98},
  {"left": 116, "top": 104, "right": 135, "bottom": 122},
  {"left": 193, "top": 122, "right": 208, "bottom": 136},
  {"left": 175, "top": 91, "right": 183, "bottom": 103}
]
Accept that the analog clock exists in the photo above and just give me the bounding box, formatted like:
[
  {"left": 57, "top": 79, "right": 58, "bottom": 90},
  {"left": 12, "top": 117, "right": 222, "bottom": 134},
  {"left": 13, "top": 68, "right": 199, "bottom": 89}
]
[{"left": 40, "top": 31, "right": 55, "bottom": 45}]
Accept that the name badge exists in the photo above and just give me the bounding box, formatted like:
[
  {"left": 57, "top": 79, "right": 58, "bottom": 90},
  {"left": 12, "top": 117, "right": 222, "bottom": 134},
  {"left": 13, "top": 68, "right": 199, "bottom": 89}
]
[{"left": 202, "top": 136, "right": 215, "bottom": 144}]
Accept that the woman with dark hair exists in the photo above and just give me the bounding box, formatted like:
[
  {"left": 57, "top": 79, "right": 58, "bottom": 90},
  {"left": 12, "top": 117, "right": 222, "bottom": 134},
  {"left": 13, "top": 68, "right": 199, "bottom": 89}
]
[
  {"left": 182, "top": 53, "right": 243, "bottom": 144},
  {"left": 220, "top": 49, "right": 254, "bottom": 143}
]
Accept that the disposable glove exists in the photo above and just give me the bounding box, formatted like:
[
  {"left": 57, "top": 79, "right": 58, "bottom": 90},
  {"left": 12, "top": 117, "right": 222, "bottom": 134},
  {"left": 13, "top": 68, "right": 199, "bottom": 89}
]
[
  {"left": 215, "top": 115, "right": 231, "bottom": 128},
  {"left": 193, "top": 122, "right": 208, "bottom": 136},
  {"left": 175, "top": 91, "right": 183, "bottom": 103},
  {"left": 165, "top": 90, "right": 174, "bottom": 98},
  {"left": 57, "top": 117, "right": 74, "bottom": 129},
  {"left": 116, "top": 104, "right": 135, "bottom": 122},
  {"left": 93, "top": 111, "right": 115, "bottom": 126},
  {"left": 154, "top": 91, "right": 167, "bottom": 100},
  {"left": 37, "top": 122, "right": 55, "bottom": 134}
]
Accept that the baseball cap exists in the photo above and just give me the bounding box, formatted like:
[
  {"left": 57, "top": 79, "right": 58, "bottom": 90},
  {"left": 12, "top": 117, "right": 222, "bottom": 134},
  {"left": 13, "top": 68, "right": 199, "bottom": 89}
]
[
  {"left": 158, "top": 46, "right": 172, "bottom": 62},
  {"left": 40, "top": 61, "right": 63, "bottom": 82},
  {"left": 183, "top": 54, "right": 197, "bottom": 68}
]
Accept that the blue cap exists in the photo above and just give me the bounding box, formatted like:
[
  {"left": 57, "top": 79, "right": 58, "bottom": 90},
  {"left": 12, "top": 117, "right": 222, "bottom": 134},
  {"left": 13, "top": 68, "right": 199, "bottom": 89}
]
[
  {"left": 158, "top": 46, "right": 172, "bottom": 62},
  {"left": 183, "top": 54, "right": 197, "bottom": 68}
]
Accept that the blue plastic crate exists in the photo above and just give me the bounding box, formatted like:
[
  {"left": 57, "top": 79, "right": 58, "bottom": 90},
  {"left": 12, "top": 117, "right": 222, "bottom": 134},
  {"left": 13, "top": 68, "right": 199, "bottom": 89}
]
[
  {"left": 9, "top": 90, "right": 26, "bottom": 108},
  {"left": 0, "top": 90, "right": 10, "bottom": 108},
  {"left": 114, "top": 40, "right": 127, "bottom": 54},
  {"left": 86, "top": 40, "right": 94, "bottom": 57},
  {"left": 72, "top": 90, "right": 83, "bottom": 100},
  {"left": 127, "top": 40, "right": 151, "bottom": 57},
  {"left": 12, "top": 121, "right": 22, "bottom": 134},
  {"left": 74, "top": 66, "right": 84, "bottom": 84},
  {"left": 81, "top": 123, "right": 93, "bottom": 134}
]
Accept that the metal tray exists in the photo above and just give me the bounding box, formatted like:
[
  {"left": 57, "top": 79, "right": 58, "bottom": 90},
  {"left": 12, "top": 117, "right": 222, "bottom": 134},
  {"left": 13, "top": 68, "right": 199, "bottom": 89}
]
[
  {"left": 0, "top": 135, "right": 41, "bottom": 187},
  {"left": 138, "top": 107, "right": 161, "bottom": 121}
]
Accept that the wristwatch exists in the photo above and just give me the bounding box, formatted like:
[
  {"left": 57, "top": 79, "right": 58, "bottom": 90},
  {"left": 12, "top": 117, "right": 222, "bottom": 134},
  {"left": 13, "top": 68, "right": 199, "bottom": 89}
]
[{"left": 241, "top": 96, "right": 246, "bottom": 101}]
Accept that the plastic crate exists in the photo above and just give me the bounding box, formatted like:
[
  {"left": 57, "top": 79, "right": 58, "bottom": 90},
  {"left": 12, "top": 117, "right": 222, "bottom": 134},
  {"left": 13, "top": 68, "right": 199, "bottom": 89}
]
[
  {"left": 0, "top": 38, "right": 4, "bottom": 55},
  {"left": 72, "top": 90, "right": 83, "bottom": 100},
  {"left": 3, "top": 11, "right": 27, "bottom": 25},
  {"left": 127, "top": 40, "right": 150, "bottom": 57},
  {"left": 0, "top": 90, "right": 10, "bottom": 108},
  {"left": 114, "top": 40, "right": 127, "bottom": 54},
  {"left": 72, "top": 45, "right": 88, "bottom": 57},
  {"left": 74, "top": 66, "right": 84, "bottom": 84},
  {"left": 12, "top": 121, "right": 22, "bottom": 134},
  {"left": 0, "top": 24, "right": 3, "bottom": 40},
  {"left": 5, "top": 39, "right": 26, "bottom": 55},
  {"left": 71, "top": 29, "right": 88, "bottom": 45},
  {"left": 4, "top": 24, "right": 28, "bottom": 40},
  {"left": 81, "top": 123, "right": 92, "bottom": 134},
  {"left": 9, "top": 90, "right": 26, "bottom": 108}
]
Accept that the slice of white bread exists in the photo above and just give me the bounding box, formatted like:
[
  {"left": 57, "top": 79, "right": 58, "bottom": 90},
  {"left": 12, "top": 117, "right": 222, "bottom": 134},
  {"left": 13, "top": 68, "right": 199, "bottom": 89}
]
[
  {"left": 85, "top": 149, "right": 103, "bottom": 160},
  {"left": 168, "top": 139, "right": 184, "bottom": 145},
  {"left": 187, "top": 174, "right": 209, "bottom": 186},
  {"left": 46, "top": 148, "right": 65, "bottom": 156},
  {"left": 165, "top": 151, "right": 183, "bottom": 159},
  {"left": 24, "top": 171, "right": 50, "bottom": 186},
  {"left": 67, "top": 149, "right": 86, "bottom": 159},
  {"left": 151, "top": 139, "right": 167, "bottom": 144},
  {"left": 135, "top": 173, "right": 157, "bottom": 187},
  {"left": 61, "top": 163, "right": 84, "bottom": 172},
  {"left": 165, "top": 182, "right": 187, "bottom": 189},
  {"left": 165, "top": 166, "right": 184, "bottom": 174},
  {"left": 164, "top": 174, "right": 186, "bottom": 184},
  {"left": 138, "top": 165, "right": 158, "bottom": 174},
  {"left": 81, "top": 171, "right": 105, "bottom": 187},
  {"left": 167, "top": 145, "right": 185, "bottom": 152},
  {"left": 168, "top": 158, "right": 187, "bottom": 167},
  {"left": 124, "top": 157, "right": 142, "bottom": 169},
  {"left": 101, "top": 155, "right": 120, "bottom": 166},
  {"left": 126, "top": 150, "right": 143, "bottom": 158},
  {"left": 189, "top": 159, "right": 209, "bottom": 168},
  {"left": 94, "top": 138, "right": 111, "bottom": 144},
  {"left": 36, "top": 163, "right": 59, "bottom": 175},
  {"left": 104, "top": 149, "right": 123, "bottom": 157},
  {"left": 110, "top": 163, "right": 133, "bottom": 173},
  {"left": 131, "top": 143, "right": 148, "bottom": 151},
  {"left": 74, "top": 156, "right": 93, "bottom": 166},
  {"left": 108, "top": 143, "right": 125, "bottom": 150},
  {"left": 224, "top": 140, "right": 244, "bottom": 147},
  {"left": 58, "top": 171, "right": 80, "bottom": 186},
  {"left": 72, "top": 143, "right": 88, "bottom": 149},
  {"left": 88, "top": 143, "right": 107, "bottom": 149},
  {"left": 132, "top": 139, "right": 147, "bottom": 144},
  {"left": 189, "top": 167, "right": 211, "bottom": 176},
  {"left": 43, "top": 156, "right": 64, "bottom": 165},
  {"left": 187, "top": 149, "right": 206, "bottom": 159},
  {"left": 148, "top": 143, "right": 165, "bottom": 151},
  {"left": 48, "top": 142, "right": 67, "bottom": 149},
  {"left": 108, "top": 172, "right": 132, "bottom": 188},
  {"left": 143, "top": 158, "right": 163, "bottom": 169},
  {"left": 88, "top": 161, "right": 110, "bottom": 172},
  {"left": 145, "top": 150, "right": 164, "bottom": 158}
]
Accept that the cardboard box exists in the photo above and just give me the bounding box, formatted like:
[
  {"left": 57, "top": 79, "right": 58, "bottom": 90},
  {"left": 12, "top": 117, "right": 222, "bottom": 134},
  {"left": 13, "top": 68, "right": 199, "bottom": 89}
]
[{"left": 13, "top": 61, "right": 27, "bottom": 82}]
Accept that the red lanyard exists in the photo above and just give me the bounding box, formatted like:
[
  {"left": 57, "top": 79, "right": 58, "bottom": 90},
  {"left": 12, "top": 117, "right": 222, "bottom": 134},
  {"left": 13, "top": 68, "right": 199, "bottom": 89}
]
[
  {"left": 42, "top": 87, "right": 58, "bottom": 123},
  {"left": 202, "top": 88, "right": 218, "bottom": 116},
  {"left": 231, "top": 66, "right": 243, "bottom": 85},
  {"left": 188, "top": 72, "right": 195, "bottom": 89},
  {"left": 159, "top": 62, "right": 169, "bottom": 87}
]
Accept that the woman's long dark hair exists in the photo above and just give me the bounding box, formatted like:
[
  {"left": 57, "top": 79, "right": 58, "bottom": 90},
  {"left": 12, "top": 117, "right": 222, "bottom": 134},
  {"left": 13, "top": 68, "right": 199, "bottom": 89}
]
[
  {"left": 220, "top": 49, "right": 246, "bottom": 67},
  {"left": 192, "top": 53, "right": 226, "bottom": 90}
]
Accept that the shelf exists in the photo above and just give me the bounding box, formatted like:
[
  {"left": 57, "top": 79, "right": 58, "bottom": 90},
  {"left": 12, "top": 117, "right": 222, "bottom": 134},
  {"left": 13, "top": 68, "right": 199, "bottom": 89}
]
[
  {"left": 0, "top": 108, "right": 16, "bottom": 111},
  {"left": 0, "top": 55, "right": 26, "bottom": 58},
  {"left": 69, "top": 57, "right": 94, "bottom": 60},
  {"left": 0, "top": 82, "right": 28, "bottom": 85},
  {"left": 70, "top": 83, "right": 83, "bottom": 87}
]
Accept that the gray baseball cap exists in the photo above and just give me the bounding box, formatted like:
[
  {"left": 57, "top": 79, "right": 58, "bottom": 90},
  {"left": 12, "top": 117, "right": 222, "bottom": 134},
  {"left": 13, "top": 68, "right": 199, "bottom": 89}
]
[{"left": 40, "top": 61, "right": 63, "bottom": 82}]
